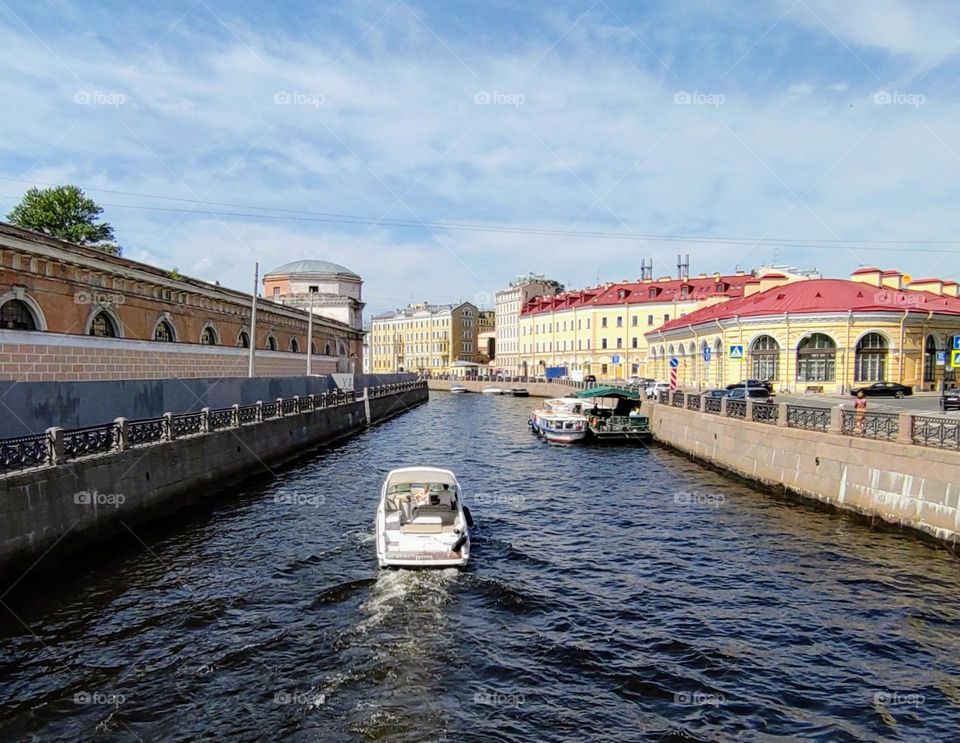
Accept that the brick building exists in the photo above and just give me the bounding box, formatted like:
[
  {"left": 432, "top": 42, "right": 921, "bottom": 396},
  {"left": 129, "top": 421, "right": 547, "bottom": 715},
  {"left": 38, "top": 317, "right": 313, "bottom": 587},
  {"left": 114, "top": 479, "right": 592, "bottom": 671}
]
[{"left": 0, "top": 222, "right": 363, "bottom": 381}]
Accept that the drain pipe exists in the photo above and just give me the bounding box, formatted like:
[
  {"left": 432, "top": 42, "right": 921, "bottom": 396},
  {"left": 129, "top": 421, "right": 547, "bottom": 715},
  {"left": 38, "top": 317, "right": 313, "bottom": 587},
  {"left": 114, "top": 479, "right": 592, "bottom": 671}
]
[
  {"left": 689, "top": 324, "right": 700, "bottom": 389},
  {"left": 783, "top": 312, "right": 790, "bottom": 393},
  {"left": 843, "top": 310, "right": 852, "bottom": 394},
  {"left": 898, "top": 309, "right": 909, "bottom": 383},
  {"left": 714, "top": 319, "right": 724, "bottom": 387}
]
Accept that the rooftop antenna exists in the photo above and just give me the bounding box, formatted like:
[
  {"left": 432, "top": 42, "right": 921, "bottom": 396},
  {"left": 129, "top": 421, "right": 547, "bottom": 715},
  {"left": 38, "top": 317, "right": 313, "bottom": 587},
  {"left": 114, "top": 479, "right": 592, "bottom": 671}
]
[
  {"left": 640, "top": 258, "right": 653, "bottom": 281},
  {"left": 677, "top": 253, "right": 689, "bottom": 280}
]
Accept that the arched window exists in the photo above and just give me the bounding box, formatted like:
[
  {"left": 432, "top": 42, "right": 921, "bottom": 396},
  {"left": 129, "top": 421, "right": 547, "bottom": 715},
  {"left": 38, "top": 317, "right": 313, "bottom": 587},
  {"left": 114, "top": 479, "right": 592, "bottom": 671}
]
[
  {"left": 0, "top": 299, "right": 37, "bottom": 330},
  {"left": 324, "top": 342, "right": 331, "bottom": 356},
  {"left": 201, "top": 325, "right": 218, "bottom": 345},
  {"left": 338, "top": 342, "right": 346, "bottom": 355},
  {"left": 237, "top": 331, "right": 250, "bottom": 348},
  {"left": 89, "top": 310, "right": 118, "bottom": 338},
  {"left": 311, "top": 341, "right": 317, "bottom": 355},
  {"left": 290, "top": 338, "right": 300, "bottom": 353},
  {"left": 924, "top": 335, "right": 938, "bottom": 383},
  {"left": 855, "top": 333, "right": 888, "bottom": 382},
  {"left": 750, "top": 335, "right": 780, "bottom": 381},
  {"left": 797, "top": 333, "right": 836, "bottom": 382},
  {"left": 267, "top": 335, "right": 278, "bottom": 351},
  {"left": 154, "top": 319, "right": 175, "bottom": 342}
]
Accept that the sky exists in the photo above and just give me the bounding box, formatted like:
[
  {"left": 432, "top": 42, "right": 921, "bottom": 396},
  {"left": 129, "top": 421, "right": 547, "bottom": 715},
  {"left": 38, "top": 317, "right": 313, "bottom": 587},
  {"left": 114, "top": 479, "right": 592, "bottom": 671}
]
[{"left": 2, "top": 0, "right": 960, "bottom": 315}]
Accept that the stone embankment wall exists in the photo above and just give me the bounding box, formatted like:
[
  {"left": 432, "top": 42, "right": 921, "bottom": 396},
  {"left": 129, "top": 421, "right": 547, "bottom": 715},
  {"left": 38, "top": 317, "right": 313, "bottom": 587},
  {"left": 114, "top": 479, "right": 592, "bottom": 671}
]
[
  {"left": 0, "top": 384, "right": 426, "bottom": 573},
  {"left": 427, "top": 379, "right": 579, "bottom": 398},
  {"left": 645, "top": 400, "right": 960, "bottom": 550}
]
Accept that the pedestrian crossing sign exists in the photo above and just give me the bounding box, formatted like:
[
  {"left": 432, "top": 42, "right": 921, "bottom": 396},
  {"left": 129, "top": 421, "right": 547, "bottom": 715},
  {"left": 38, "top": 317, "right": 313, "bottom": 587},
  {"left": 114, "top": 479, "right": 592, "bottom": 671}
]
[
  {"left": 951, "top": 350, "right": 960, "bottom": 368},
  {"left": 729, "top": 345, "right": 744, "bottom": 360}
]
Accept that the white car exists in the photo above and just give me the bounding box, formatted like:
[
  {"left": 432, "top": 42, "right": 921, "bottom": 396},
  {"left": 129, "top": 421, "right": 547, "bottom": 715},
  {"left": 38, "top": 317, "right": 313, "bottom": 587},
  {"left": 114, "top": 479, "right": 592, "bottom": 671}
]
[{"left": 645, "top": 381, "right": 670, "bottom": 399}]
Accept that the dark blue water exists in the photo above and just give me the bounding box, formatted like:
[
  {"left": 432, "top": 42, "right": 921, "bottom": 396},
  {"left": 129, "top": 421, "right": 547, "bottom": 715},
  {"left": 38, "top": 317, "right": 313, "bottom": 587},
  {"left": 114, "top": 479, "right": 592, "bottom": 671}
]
[{"left": 1, "top": 392, "right": 958, "bottom": 742}]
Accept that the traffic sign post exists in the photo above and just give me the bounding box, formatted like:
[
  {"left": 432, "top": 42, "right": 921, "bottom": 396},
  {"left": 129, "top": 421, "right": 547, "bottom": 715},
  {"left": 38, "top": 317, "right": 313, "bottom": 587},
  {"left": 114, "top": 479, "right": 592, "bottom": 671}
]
[
  {"left": 953, "top": 336, "right": 960, "bottom": 351},
  {"left": 703, "top": 347, "right": 712, "bottom": 363},
  {"left": 669, "top": 357, "right": 678, "bottom": 391},
  {"left": 729, "top": 345, "right": 744, "bottom": 361},
  {"left": 951, "top": 350, "right": 960, "bottom": 369},
  {"left": 937, "top": 351, "right": 948, "bottom": 367}
]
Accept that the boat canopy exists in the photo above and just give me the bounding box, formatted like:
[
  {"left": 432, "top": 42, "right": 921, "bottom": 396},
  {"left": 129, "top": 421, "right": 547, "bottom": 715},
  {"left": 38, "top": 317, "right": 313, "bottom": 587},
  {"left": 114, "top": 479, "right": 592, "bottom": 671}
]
[
  {"left": 385, "top": 467, "right": 458, "bottom": 488},
  {"left": 574, "top": 386, "right": 641, "bottom": 400}
]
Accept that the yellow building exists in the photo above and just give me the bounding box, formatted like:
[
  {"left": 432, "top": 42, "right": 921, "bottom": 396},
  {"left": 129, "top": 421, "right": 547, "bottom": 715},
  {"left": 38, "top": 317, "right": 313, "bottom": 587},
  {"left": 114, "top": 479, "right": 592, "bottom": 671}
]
[
  {"left": 370, "top": 301, "right": 478, "bottom": 375},
  {"left": 645, "top": 268, "right": 960, "bottom": 393},
  {"left": 518, "top": 271, "right": 772, "bottom": 380}
]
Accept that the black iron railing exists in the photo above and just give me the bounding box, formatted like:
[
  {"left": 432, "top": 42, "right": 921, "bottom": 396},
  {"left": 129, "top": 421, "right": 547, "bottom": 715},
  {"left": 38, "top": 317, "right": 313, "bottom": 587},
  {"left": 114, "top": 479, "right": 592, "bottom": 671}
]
[
  {"left": 726, "top": 400, "right": 746, "bottom": 419},
  {"left": 0, "top": 380, "right": 426, "bottom": 475},
  {"left": 841, "top": 410, "right": 899, "bottom": 440},
  {"left": 686, "top": 394, "right": 701, "bottom": 410},
  {"left": 672, "top": 391, "right": 685, "bottom": 408},
  {"left": 704, "top": 397, "right": 722, "bottom": 414},
  {"left": 912, "top": 415, "right": 960, "bottom": 450},
  {"left": 786, "top": 405, "right": 831, "bottom": 431},
  {"left": 752, "top": 402, "right": 779, "bottom": 425}
]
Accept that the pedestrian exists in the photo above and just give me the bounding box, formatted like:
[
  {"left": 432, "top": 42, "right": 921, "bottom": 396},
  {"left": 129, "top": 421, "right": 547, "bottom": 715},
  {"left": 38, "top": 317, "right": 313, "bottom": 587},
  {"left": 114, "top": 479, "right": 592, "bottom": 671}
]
[{"left": 854, "top": 390, "right": 867, "bottom": 433}]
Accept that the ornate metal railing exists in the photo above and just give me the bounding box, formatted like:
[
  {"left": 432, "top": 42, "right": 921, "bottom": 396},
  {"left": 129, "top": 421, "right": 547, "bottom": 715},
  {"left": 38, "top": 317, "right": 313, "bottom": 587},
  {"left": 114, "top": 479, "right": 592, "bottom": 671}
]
[
  {"left": 704, "top": 397, "right": 722, "bottom": 414},
  {"left": 786, "top": 405, "right": 831, "bottom": 431},
  {"left": 672, "top": 392, "right": 685, "bottom": 408},
  {"left": 912, "top": 415, "right": 960, "bottom": 450},
  {"left": 172, "top": 412, "right": 203, "bottom": 437},
  {"left": 0, "top": 433, "right": 51, "bottom": 472},
  {"left": 726, "top": 400, "right": 747, "bottom": 419},
  {"left": 841, "top": 410, "right": 899, "bottom": 440},
  {"left": 0, "top": 380, "right": 426, "bottom": 476},
  {"left": 686, "top": 394, "right": 700, "bottom": 410},
  {"left": 752, "top": 402, "right": 778, "bottom": 425},
  {"left": 63, "top": 423, "right": 116, "bottom": 458},
  {"left": 658, "top": 390, "right": 669, "bottom": 404},
  {"left": 209, "top": 408, "right": 235, "bottom": 431},
  {"left": 127, "top": 418, "right": 166, "bottom": 447}
]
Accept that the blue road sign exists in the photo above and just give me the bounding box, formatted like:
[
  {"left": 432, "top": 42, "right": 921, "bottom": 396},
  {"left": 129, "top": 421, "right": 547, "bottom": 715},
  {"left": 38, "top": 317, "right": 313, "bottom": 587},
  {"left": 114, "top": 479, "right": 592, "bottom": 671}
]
[
  {"left": 937, "top": 350, "right": 948, "bottom": 366},
  {"left": 953, "top": 336, "right": 960, "bottom": 351},
  {"left": 703, "top": 347, "right": 712, "bottom": 363},
  {"left": 669, "top": 357, "right": 679, "bottom": 368},
  {"left": 729, "top": 345, "right": 744, "bottom": 360},
  {"left": 612, "top": 354, "right": 621, "bottom": 364}
]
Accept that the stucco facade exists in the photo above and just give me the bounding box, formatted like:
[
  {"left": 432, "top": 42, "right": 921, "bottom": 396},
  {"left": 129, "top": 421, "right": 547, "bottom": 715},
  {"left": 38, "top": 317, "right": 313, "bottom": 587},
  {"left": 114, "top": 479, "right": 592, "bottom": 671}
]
[
  {"left": 495, "top": 274, "right": 562, "bottom": 376},
  {"left": 370, "top": 302, "right": 478, "bottom": 374}
]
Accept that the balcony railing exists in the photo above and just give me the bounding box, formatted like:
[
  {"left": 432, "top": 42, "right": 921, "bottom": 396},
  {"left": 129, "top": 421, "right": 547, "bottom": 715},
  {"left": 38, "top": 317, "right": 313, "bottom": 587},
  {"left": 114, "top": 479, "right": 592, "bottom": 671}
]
[{"left": 0, "top": 381, "right": 426, "bottom": 476}]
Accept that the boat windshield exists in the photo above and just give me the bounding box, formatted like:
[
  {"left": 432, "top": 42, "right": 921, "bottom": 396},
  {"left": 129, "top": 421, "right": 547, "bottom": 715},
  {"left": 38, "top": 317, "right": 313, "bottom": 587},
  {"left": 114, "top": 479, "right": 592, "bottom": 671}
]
[{"left": 385, "top": 481, "right": 457, "bottom": 512}]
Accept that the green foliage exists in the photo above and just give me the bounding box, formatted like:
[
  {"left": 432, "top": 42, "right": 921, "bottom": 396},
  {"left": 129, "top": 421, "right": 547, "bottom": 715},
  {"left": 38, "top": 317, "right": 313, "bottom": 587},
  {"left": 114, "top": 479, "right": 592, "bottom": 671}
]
[
  {"left": 168, "top": 267, "right": 184, "bottom": 280},
  {"left": 6, "top": 185, "right": 122, "bottom": 256}
]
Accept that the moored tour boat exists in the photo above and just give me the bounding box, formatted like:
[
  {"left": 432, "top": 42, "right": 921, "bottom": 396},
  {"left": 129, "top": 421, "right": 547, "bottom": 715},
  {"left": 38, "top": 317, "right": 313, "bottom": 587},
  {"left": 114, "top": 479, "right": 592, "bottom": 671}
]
[
  {"left": 482, "top": 385, "right": 504, "bottom": 395},
  {"left": 509, "top": 388, "right": 530, "bottom": 397},
  {"left": 375, "top": 467, "right": 473, "bottom": 568}
]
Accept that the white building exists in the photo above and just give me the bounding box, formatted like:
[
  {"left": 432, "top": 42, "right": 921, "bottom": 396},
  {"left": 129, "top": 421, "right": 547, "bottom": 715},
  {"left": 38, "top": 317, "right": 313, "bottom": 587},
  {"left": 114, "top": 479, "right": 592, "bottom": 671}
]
[
  {"left": 495, "top": 274, "right": 562, "bottom": 376},
  {"left": 263, "top": 259, "right": 365, "bottom": 332}
]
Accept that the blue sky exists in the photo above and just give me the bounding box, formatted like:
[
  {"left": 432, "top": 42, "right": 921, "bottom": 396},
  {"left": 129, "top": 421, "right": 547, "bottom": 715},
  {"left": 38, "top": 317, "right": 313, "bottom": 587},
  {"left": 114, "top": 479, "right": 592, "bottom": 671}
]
[{"left": 2, "top": 0, "right": 960, "bottom": 314}]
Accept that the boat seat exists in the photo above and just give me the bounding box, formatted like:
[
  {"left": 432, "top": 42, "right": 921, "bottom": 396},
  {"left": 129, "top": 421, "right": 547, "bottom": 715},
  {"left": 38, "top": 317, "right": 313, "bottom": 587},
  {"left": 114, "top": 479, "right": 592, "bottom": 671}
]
[{"left": 402, "top": 519, "right": 444, "bottom": 534}]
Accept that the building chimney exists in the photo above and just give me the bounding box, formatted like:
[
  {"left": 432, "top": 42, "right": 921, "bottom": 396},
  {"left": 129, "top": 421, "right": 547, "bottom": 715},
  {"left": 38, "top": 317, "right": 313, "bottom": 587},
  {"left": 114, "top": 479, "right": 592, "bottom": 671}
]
[
  {"left": 880, "top": 270, "right": 903, "bottom": 291},
  {"left": 851, "top": 267, "right": 883, "bottom": 288}
]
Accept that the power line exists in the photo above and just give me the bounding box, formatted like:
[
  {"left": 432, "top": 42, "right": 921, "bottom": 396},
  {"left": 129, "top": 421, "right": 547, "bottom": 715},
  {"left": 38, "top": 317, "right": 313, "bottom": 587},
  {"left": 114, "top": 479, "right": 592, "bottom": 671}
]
[{"left": 1, "top": 175, "right": 958, "bottom": 253}]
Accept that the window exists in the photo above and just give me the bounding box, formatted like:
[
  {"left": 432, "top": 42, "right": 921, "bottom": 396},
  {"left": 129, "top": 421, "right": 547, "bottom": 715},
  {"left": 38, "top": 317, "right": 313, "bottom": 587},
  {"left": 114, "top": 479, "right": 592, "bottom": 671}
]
[
  {"left": 309, "top": 285, "right": 319, "bottom": 293},
  {"left": 616, "top": 338, "right": 623, "bottom": 349},
  {"left": 664, "top": 314, "right": 669, "bottom": 323},
  {"left": 201, "top": 326, "right": 218, "bottom": 345},
  {"left": 273, "top": 287, "right": 280, "bottom": 298},
  {"left": 237, "top": 331, "right": 250, "bottom": 348},
  {"left": 601, "top": 338, "right": 608, "bottom": 349},
  {"left": 647, "top": 315, "right": 654, "bottom": 325},
  {"left": 632, "top": 316, "right": 638, "bottom": 326},
  {"left": 632, "top": 338, "right": 638, "bottom": 348},
  {"left": 0, "top": 299, "right": 37, "bottom": 330},
  {"left": 89, "top": 311, "right": 118, "bottom": 338},
  {"left": 267, "top": 336, "right": 278, "bottom": 351},
  {"left": 616, "top": 316, "right": 623, "bottom": 327},
  {"left": 154, "top": 320, "right": 175, "bottom": 342},
  {"left": 797, "top": 333, "right": 836, "bottom": 382},
  {"left": 924, "top": 335, "right": 937, "bottom": 383},
  {"left": 290, "top": 338, "right": 300, "bottom": 353},
  {"left": 602, "top": 318, "right": 608, "bottom": 328},
  {"left": 750, "top": 335, "right": 780, "bottom": 381},
  {"left": 855, "top": 333, "right": 888, "bottom": 382}
]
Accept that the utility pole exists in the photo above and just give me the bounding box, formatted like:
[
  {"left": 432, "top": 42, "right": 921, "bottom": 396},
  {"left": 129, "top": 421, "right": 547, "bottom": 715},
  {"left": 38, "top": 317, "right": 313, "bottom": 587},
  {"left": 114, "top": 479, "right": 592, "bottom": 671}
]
[{"left": 247, "top": 262, "right": 259, "bottom": 378}]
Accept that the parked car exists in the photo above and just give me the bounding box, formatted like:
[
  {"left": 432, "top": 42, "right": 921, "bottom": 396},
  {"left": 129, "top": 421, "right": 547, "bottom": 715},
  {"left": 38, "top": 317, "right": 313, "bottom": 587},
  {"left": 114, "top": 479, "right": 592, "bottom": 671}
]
[
  {"left": 728, "top": 386, "right": 774, "bottom": 403},
  {"left": 646, "top": 381, "right": 671, "bottom": 399},
  {"left": 726, "top": 379, "right": 774, "bottom": 393},
  {"left": 850, "top": 382, "right": 913, "bottom": 398},
  {"left": 583, "top": 374, "right": 597, "bottom": 384},
  {"left": 703, "top": 388, "right": 731, "bottom": 398},
  {"left": 941, "top": 390, "right": 960, "bottom": 411}
]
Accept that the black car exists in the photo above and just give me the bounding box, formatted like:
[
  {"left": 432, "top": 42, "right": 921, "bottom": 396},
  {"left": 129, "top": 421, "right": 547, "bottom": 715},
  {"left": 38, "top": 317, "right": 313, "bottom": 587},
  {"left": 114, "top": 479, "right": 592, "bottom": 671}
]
[
  {"left": 850, "top": 382, "right": 913, "bottom": 398},
  {"left": 703, "top": 388, "right": 731, "bottom": 398},
  {"left": 941, "top": 390, "right": 960, "bottom": 411},
  {"left": 583, "top": 374, "right": 597, "bottom": 383},
  {"left": 728, "top": 386, "right": 774, "bottom": 402},
  {"left": 726, "top": 379, "right": 773, "bottom": 393}
]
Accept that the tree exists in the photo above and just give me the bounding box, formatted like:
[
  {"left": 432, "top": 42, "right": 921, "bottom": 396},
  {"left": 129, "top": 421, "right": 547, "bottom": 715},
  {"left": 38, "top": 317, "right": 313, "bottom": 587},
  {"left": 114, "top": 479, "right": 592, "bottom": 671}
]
[{"left": 6, "top": 185, "right": 122, "bottom": 256}]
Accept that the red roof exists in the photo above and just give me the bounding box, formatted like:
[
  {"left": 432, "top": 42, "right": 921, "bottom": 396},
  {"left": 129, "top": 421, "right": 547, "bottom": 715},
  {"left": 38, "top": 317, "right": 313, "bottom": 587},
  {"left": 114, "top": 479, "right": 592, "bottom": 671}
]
[
  {"left": 521, "top": 273, "right": 751, "bottom": 316},
  {"left": 649, "top": 278, "right": 960, "bottom": 335},
  {"left": 851, "top": 267, "right": 881, "bottom": 275},
  {"left": 880, "top": 270, "right": 902, "bottom": 276}
]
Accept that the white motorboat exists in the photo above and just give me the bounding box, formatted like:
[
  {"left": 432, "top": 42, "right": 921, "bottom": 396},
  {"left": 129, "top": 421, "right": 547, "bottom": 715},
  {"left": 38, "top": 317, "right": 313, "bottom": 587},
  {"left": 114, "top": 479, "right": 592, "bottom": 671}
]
[
  {"left": 529, "top": 398, "right": 589, "bottom": 443},
  {"left": 481, "top": 385, "right": 504, "bottom": 395},
  {"left": 375, "top": 467, "right": 473, "bottom": 568},
  {"left": 450, "top": 384, "right": 469, "bottom": 394}
]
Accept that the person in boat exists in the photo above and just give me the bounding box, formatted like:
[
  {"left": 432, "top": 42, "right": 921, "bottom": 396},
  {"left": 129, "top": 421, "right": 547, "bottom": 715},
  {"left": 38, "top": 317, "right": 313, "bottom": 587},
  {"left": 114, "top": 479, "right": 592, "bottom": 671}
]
[{"left": 629, "top": 406, "right": 642, "bottom": 418}]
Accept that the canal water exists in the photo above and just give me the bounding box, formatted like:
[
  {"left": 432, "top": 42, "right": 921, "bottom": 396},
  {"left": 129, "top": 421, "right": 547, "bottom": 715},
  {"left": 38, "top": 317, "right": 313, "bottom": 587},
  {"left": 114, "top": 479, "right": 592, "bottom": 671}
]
[{"left": 1, "top": 392, "right": 958, "bottom": 742}]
